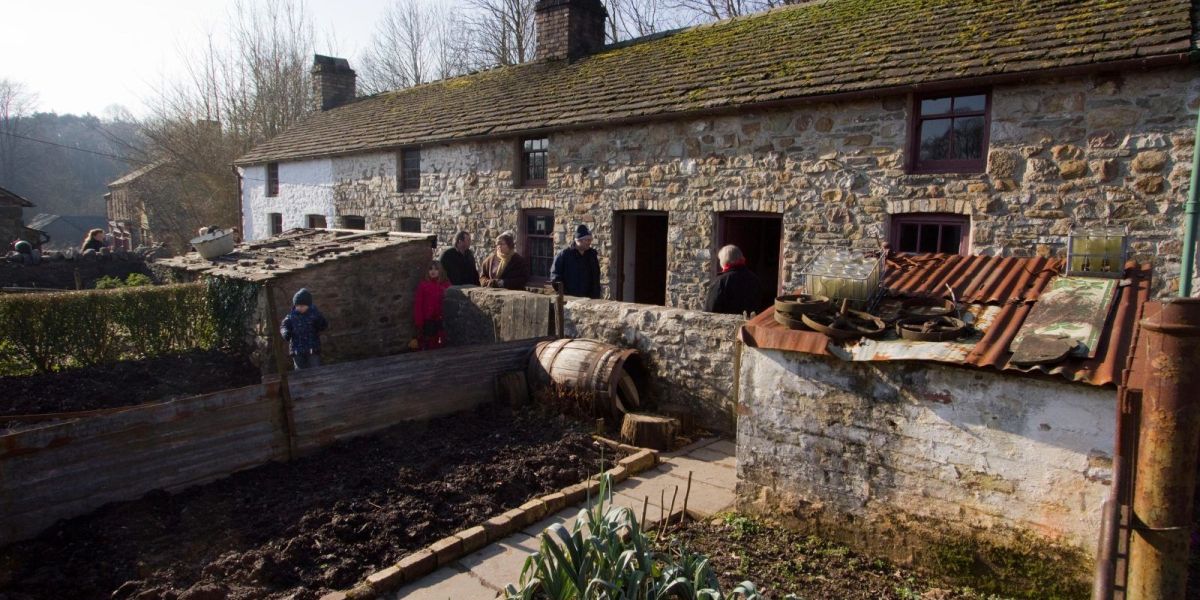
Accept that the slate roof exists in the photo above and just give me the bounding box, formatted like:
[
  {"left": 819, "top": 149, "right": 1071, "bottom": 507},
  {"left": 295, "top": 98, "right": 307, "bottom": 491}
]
[
  {"left": 109, "top": 160, "right": 168, "bottom": 188},
  {"left": 0, "top": 186, "right": 33, "bottom": 207},
  {"left": 238, "top": 0, "right": 1196, "bottom": 165}
]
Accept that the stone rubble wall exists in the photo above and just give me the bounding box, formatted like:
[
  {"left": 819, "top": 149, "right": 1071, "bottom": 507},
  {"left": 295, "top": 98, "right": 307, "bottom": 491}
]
[
  {"left": 1, "top": 253, "right": 153, "bottom": 289},
  {"left": 443, "top": 287, "right": 744, "bottom": 433},
  {"left": 736, "top": 347, "right": 1114, "bottom": 563},
  {"left": 246, "top": 65, "right": 1200, "bottom": 304}
]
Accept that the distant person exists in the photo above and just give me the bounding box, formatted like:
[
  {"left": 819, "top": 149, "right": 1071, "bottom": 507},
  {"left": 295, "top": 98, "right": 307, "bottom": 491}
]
[
  {"left": 8, "top": 240, "right": 40, "bottom": 265},
  {"left": 81, "top": 229, "right": 106, "bottom": 253},
  {"left": 439, "top": 231, "right": 480, "bottom": 286},
  {"left": 413, "top": 261, "right": 451, "bottom": 350},
  {"left": 479, "top": 231, "right": 531, "bottom": 290},
  {"left": 550, "top": 224, "right": 602, "bottom": 299},
  {"left": 280, "top": 287, "right": 329, "bottom": 370},
  {"left": 704, "top": 245, "right": 762, "bottom": 316}
]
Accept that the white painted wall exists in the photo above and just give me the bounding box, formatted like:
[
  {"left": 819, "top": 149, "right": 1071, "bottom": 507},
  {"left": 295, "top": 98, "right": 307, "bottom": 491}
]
[
  {"left": 737, "top": 348, "right": 1115, "bottom": 553},
  {"left": 240, "top": 159, "right": 336, "bottom": 240}
]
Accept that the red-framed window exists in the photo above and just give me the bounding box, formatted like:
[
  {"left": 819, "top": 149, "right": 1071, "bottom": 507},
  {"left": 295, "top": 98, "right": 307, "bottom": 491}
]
[
  {"left": 890, "top": 213, "right": 969, "bottom": 255},
  {"left": 522, "top": 209, "right": 555, "bottom": 283},
  {"left": 910, "top": 92, "right": 990, "bottom": 173},
  {"left": 266, "top": 163, "right": 279, "bottom": 196},
  {"left": 519, "top": 137, "right": 548, "bottom": 187}
]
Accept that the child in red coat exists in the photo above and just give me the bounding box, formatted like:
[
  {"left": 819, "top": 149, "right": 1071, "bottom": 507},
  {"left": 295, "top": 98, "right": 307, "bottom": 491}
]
[{"left": 413, "top": 261, "right": 451, "bottom": 350}]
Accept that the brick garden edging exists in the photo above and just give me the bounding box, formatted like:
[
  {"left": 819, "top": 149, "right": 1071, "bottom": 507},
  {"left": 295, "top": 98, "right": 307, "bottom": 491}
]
[{"left": 319, "top": 443, "right": 659, "bottom": 600}]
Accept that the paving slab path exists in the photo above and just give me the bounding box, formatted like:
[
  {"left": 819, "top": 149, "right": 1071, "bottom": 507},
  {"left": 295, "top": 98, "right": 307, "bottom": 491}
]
[{"left": 388, "top": 437, "right": 737, "bottom": 599}]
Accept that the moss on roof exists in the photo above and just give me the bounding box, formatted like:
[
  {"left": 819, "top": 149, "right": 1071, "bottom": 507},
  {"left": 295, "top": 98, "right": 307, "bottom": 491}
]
[{"left": 237, "top": 0, "right": 1195, "bottom": 165}]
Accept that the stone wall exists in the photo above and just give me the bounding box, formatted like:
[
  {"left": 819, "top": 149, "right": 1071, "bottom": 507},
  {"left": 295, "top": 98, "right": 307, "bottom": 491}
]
[
  {"left": 259, "top": 241, "right": 430, "bottom": 365},
  {"left": 736, "top": 347, "right": 1113, "bottom": 568},
  {"left": 1, "top": 253, "right": 153, "bottom": 289},
  {"left": 443, "top": 286, "right": 744, "bottom": 432},
  {"left": 245, "top": 65, "right": 1200, "bottom": 303}
]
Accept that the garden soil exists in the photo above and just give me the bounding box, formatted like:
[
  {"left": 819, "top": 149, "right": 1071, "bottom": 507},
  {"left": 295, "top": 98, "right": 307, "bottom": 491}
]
[
  {"left": 0, "top": 406, "right": 608, "bottom": 600},
  {"left": 0, "top": 349, "right": 259, "bottom": 426}
]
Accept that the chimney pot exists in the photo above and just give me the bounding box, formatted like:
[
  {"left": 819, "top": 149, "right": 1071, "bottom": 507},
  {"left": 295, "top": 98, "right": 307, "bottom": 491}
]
[
  {"left": 534, "top": 0, "right": 607, "bottom": 62},
  {"left": 311, "top": 55, "right": 357, "bottom": 111}
]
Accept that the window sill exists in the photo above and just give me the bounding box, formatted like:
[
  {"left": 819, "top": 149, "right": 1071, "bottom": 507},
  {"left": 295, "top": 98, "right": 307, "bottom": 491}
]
[
  {"left": 517, "top": 181, "right": 547, "bottom": 189},
  {"left": 908, "top": 164, "right": 986, "bottom": 176}
]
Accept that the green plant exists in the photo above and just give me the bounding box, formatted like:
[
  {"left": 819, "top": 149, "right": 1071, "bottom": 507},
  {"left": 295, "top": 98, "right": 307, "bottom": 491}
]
[
  {"left": 93, "top": 273, "right": 154, "bottom": 289},
  {"left": 502, "top": 474, "right": 790, "bottom": 600}
]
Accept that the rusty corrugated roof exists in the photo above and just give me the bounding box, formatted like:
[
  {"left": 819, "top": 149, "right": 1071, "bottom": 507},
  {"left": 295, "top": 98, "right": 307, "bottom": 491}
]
[{"left": 740, "top": 253, "right": 1151, "bottom": 387}]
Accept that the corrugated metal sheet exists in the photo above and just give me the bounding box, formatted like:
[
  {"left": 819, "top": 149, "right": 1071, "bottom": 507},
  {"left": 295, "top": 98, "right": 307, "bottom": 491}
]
[{"left": 740, "top": 253, "right": 1151, "bottom": 387}]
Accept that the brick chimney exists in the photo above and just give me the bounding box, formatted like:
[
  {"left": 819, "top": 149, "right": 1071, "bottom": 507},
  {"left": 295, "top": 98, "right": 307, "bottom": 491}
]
[
  {"left": 534, "top": 0, "right": 608, "bottom": 62},
  {"left": 311, "top": 55, "right": 356, "bottom": 111}
]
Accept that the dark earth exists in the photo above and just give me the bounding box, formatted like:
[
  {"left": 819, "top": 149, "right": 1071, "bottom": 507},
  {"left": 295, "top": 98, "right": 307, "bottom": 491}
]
[
  {"left": 655, "top": 514, "right": 1004, "bottom": 600},
  {"left": 0, "top": 349, "right": 260, "bottom": 426},
  {"left": 0, "top": 406, "right": 610, "bottom": 600}
]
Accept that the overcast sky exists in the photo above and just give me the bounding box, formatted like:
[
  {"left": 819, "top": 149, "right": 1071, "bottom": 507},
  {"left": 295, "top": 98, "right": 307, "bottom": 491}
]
[{"left": 2, "top": 0, "right": 388, "bottom": 117}]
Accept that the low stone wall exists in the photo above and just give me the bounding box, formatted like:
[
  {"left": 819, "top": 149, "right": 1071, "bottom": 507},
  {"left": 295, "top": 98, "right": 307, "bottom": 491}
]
[
  {"left": 444, "top": 287, "right": 744, "bottom": 433},
  {"left": 736, "top": 347, "right": 1113, "bottom": 575},
  {"left": 1, "top": 253, "right": 153, "bottom": 289},
  {"left": 0, "top": 340, "right": 537, "bottom": 546}
]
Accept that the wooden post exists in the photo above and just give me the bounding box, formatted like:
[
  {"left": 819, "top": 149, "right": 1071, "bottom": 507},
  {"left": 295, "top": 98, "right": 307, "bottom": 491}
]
[
  {"left": 681, "top": 471, "right": 692, "bottom": 526},
  {"left": 265, "top": 284, "right": 297, "bottom": 461},
  {"left": 554, "top": 282, "right": 565, "bottom": 338},
  {"left": 73, "top": 268, "right": 82, "bottom": 290}
]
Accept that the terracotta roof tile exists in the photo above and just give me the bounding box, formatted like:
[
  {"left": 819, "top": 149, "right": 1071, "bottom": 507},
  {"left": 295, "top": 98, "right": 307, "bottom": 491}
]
[{"left": 238, "top": 0, "right": 1196, "bottom": 165}]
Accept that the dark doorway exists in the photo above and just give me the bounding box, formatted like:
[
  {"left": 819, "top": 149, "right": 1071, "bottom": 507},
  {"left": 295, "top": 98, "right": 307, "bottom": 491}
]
[
  {"left": 717, "top": 212, "right": 782, "bottom": 312},
  {"left": 615, "top": 212, "right": 668, "bottom": 305}
]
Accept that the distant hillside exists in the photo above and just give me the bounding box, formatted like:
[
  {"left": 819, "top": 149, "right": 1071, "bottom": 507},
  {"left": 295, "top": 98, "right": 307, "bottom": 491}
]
[{"left": 0, "top": 113, "right": 143, "bottom": 218}]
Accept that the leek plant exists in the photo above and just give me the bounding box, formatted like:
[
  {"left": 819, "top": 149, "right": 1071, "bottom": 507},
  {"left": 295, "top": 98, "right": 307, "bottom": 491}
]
[{"left": 502, "top": 473, "right": 787, "bottom": 600}]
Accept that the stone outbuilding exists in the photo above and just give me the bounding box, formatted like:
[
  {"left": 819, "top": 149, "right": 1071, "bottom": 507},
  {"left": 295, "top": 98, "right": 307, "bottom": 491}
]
[
  {"left": 236, "top": 0, "right": 1199, "bottom": 306},
  {"left": 0, "top": 186, "right": 38, "bottom": 249},
  {"left": 157, "top": 228, "right": 435, "bottom": 367}
]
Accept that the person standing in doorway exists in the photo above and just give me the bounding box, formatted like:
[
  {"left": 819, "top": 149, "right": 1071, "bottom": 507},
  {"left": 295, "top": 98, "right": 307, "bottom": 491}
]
[
  {"left": 280, "top": 288, "right": 329, "bottom": 369},
  {"left": 479, "top": 231, "right": 531, "bottom": 290},
  {"left": 704, "top": 245, "right": 762, "bottom": 316},
  {"left": 439, "top": 231, "right": 480, "bottom": 286},
  {"left": 550, "top": 224, "right": 602, "bottom": 299}
]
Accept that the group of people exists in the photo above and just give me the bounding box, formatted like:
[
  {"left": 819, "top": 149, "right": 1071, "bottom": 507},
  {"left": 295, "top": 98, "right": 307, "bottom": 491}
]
[{"left": 280, "top": 223, "right": 762, "bottom": 370}]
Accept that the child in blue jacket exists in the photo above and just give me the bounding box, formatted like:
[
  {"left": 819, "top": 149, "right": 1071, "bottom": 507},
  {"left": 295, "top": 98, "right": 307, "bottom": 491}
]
[{"left": 280, "top": 288, "right": 329, "bottom": 369}]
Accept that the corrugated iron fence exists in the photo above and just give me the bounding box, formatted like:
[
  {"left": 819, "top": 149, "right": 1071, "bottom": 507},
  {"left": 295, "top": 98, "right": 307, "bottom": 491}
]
[{"left": 0, "top": 339, "right": 539, "bottom": 546}]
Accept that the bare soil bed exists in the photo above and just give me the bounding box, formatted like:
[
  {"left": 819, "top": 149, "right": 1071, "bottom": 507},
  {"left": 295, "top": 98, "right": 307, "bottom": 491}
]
[
  {"left": 655, "top": 515, "right": 1007, "bottom": 600},
  {"left": 0, "top": 406, "right": 609, "bottom": 600},
  {"left": 0, "top": 349, "right": 260, "bottom": 426}
]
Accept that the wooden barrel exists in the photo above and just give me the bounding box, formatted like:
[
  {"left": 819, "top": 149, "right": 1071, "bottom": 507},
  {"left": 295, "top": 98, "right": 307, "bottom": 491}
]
[{"left": 527, "top": 338, "right": 648, "bottom": 418}]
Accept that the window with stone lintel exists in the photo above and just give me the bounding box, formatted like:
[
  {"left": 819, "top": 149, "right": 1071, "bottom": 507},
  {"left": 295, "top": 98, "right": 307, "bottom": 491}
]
[
  {"left": 890, "top": 213, "right": 969, "bottom": 255},
  {"left": 519, "top": 137, "right": 548, "bottom": 187}
]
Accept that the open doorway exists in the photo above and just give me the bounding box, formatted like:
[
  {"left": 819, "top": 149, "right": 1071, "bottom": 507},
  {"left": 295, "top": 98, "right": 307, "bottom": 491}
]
[
  {"left": 717, "top": 212, "right": 782, "bottom": 312},
  {"left": 614, "top": 211, "right": 669, "bottom": 305}
]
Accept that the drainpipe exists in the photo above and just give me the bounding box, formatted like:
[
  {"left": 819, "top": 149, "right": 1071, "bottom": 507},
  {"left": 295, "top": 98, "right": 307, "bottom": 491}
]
[
  {"left": 233, "top": 164, "right": 244, "bottom": 243},
  {"left": 1125, "top": 298, "right": 1200, "bottom": 600},
  {"left": 1181, "top": 105, "right": 1200, "bottom": 297}
]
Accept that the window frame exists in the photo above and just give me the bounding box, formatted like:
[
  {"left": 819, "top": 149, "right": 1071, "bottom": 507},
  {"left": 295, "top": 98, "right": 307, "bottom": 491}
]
[
  {"left": 398, "top": 147, "right": 421, "bottom": 192},
  {"left": 890, "top": 213, "right": 970, "bottom": 255},
  {"left": 908, "top": 90, "right": 991, "bottom": 174},
  {"left": 268, "top": 212, "right": 283, "bottom": 236},
  {"left": 266, "top": 163, "right": 279, "bottom": 197},
  {"left": 306, "top": 214, "right": 327, "bottom": 229},
  {"left": 518, "top": 137, "right": 549, "bottom": 187},
  {"left": 521, "top": 208, "right": 555, "bottom": 284}
]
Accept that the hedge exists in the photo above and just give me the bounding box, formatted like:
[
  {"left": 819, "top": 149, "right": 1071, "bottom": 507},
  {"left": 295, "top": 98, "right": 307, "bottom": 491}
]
[{"left": 0, "top": 279, "right": 260, "bottom": 375}]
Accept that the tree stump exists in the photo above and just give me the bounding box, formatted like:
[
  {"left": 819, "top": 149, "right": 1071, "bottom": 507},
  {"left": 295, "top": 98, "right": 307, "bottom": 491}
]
[{"left": 620, "top": 413, "right": 679, "bottom": 451}]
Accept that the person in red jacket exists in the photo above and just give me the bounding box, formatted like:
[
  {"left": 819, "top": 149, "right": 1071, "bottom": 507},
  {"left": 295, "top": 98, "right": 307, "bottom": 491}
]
[{"left": 413, "top": 261, "right": 451, "bottom": 350}]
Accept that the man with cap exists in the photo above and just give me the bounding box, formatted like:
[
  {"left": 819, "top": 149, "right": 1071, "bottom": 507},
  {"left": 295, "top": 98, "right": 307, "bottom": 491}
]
[{"left": 550, "top": 224, "right": 602, "bottom": 299}]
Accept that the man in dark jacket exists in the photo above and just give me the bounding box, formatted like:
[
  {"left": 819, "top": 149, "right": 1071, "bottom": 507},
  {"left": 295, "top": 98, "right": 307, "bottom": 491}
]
[
  {"left": 280, "top": 288, "right": 329, "bottom": 369},
  {"left": 439, "top": 231, "right": 479, "bottom": 285},
  {"left": 550, "top": 224, "right": 602, "bottom": 298},
  {"left": 704, "top": 245, "right": 762, "bottom": 316}
]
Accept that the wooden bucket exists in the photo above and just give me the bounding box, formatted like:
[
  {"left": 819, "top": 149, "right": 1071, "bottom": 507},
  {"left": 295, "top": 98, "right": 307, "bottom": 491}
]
[{"left": 527, "top": 338, "right": 649, "bottom": 418}]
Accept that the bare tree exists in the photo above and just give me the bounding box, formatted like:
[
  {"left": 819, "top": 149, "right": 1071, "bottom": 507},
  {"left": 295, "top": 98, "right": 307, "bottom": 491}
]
[
  {"left": 464, "top": 0, "right": 538, "bottom": 67},
  {"left": 0, "top": 79, "right": 39, "bottom": 186},
  {"left": 136, "top": 0, "right": 316, "bottom": 251},
  {"left": 359, "top": 0, "right": 470, "bottom": 94},
  {"left": 605, "top": 0, "right": 681, "bottom": 42},
  {"left": 671, "top": 0, "right": 800, "bottom": 21}
]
